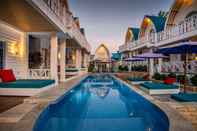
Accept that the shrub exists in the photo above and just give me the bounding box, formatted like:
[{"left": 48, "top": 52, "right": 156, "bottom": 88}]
[
  {"left": 177, "top": 75, "right": 188, "bottom": 84},
  {"left": 190, "top": 75, "right": 197, "bottom": 86},
  {"left": 88, "top": 64, "right": 94, "bottom": 72},
  {"left": 168, "top": 73, "right": 176, "bottom": 78},
  {"left": 153, "top": 73, "right": 166, "bottom": 80}
]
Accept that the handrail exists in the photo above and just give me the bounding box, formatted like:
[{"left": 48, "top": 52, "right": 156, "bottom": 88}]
[{"left": 119, "top": 14, "right": 197, "bottom": 52}]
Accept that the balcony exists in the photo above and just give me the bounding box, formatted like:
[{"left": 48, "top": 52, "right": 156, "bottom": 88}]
[
  {"left": 157, "top": 61, "right": 197, "bottom": 74},
  {"left": 28, "top": 0, "right": 72, "bottom": 32},
  {"left": 67, "top": 17, "right": 91, "bottom": 52},
  {"left": 119, "top": 36, "right": 149, "bottom": 52},
  {"left": 29, "top": 0, "right": 91, "bottom": 52},
  {"left": 119, "top": 14, "right": 197, "bottom": 52},
  {"left": 156, "top": 14, "right": 197, "bottom": 47}
]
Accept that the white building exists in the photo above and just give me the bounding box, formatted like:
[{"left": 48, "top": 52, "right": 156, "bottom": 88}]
[
  {"left": 0, "top": 0, "right": 91, "bottom": 83},
  {"left": 119, "top": 0, "right": 197, "bottom": 76}
]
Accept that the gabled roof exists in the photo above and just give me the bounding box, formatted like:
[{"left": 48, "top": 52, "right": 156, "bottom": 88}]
[
  {"left": 111, "top": 52, "right": 122, "bottom": 61},
  {"left": 145, "top": 15, "right": 166, "bottom": 32},
  {"left": 128, "top": 27, "right": 140, "bottom": 40}
]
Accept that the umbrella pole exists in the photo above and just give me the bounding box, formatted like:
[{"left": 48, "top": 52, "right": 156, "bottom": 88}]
[{"left": 183, "top": 54, "right": 188, "bottom": 93}]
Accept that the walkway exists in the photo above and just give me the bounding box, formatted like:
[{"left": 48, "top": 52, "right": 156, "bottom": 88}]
[{"left": 0, "top": 74, "right": 88, "bottom": 131}]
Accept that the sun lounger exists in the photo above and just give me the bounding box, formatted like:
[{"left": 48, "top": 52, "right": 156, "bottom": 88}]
[
  {"left": 171, "top": 93, "right": 197, "bottom": 102},
  {"left": 140, "top": 82, "right": 180, "bottom": 95}
]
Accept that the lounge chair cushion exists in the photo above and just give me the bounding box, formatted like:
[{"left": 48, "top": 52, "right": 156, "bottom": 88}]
[
  {"left": 164, "top": 77, "right": 176, "bottom": 85},
  {"left": 171, "top": 93, "right": 197, "bottom": 102},
  {"left": 0, "top": 69, "right": 16, "bottom": 82},
  {"left": 141, "top": 82, "right": 178, "bottom": 90},
  {"left": 0, "top": 79, "right": 55, "bottom": 88}
]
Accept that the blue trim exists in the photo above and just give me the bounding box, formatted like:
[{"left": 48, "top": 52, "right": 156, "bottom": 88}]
[{"left": 146, "top": 15, "right": 166, "bottom": 32}]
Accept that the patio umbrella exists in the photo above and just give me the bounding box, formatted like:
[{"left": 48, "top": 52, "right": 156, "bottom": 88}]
[
  {"left": 124, "top": 57, "right": 145, "bottom": 62},
  {"left": 134, "top": 52, "right": 167, "bottom": 59},
  {"left": 134, "top": 52, "right": 168, "bottom": 78},
  {"left": 124, "top": 57, "right": 146, "bottom": 75},
  {"left": 156, "top": 42, "right": 197, "bottom": 92}
]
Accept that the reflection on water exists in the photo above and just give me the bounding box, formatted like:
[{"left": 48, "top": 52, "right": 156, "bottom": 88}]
[{"left": 34, "top": 75, "right": 169, "bottom": 131}]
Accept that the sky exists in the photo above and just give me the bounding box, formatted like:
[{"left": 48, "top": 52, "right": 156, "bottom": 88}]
[{"left": 69, "top": 0, "right": 174, "bottom": 53}]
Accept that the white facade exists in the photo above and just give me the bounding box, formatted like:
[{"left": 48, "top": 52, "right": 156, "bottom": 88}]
[
  {"left": 0, "top": 0, "right": 91, "bottom": 83},
  {"left": 119, "top": 0, "right": 197, "bottom": 75}
]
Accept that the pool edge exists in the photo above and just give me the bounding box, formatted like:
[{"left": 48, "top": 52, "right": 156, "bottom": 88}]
[{"left": 113, "top": 75, "right": 194, "bottom": 131}]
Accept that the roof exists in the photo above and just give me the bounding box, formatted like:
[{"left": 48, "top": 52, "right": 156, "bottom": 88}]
[
  {"left": 145, "top": 15, "right": 166, "bottom": 32},
  {"left": 129, "top": 28, "right": 140, "bottom": 40},
  {"left": 111, "top": 52, "right": 122, "bottom": 61}
]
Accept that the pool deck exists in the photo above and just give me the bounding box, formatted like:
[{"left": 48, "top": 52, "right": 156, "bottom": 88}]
[{"left": 0, "top": 73, "right": 196, "bottom": 131}]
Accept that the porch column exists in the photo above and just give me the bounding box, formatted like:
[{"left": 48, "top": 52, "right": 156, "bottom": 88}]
[
  {"left": 60, "top": 39, "right": 66, "bottom": 82},
  {"left": 76, "top": 49, "right": 82, "bottom": 69},
  {"left": 50, "top": 32, "right": 58, "bottom": 83},
  {"left": 158, "top": 58, "right": 163, "bottom": 73},
  {"left": 149, "top": 59, "right": 154, "bottom": 77}
]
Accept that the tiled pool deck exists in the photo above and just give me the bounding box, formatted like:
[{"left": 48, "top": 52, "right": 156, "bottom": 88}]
[{"left": 0, "top": 73, "right": 196, "bottom": 131}]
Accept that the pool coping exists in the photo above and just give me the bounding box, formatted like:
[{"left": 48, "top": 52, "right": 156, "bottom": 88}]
[{"left": 113, "top": 75, "right": 195, "bottom": 131}]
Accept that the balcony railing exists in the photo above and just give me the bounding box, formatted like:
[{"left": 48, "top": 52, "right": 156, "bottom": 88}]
[
  {"left": 69, "top": 18, "right": 91, "bottom": 52},
  {"left": 157, "top": 61, "right": 197, "bottom": 74},
  {"left": 29, "top": 69, "right": 51, "bottom": 79},
  {"left": 42, "top": 0, "right": 72, "bottom": 27},
  {"left": 119, "top": 14, "right": 197, "bottom": 52}
]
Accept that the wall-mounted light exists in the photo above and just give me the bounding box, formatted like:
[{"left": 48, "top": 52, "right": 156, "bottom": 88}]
[
  {"left": 10, "top": 42, "right": 19, "bottom": 55},
  {"left": 195, "top": 54, "right": 197, "bottom": 61},
  {"left": 58, "top": 52, "right": 61, "bottom": 60}
]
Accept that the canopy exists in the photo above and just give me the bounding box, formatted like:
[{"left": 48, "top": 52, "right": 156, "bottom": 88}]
[
  {"left": 134, "top": 52, "right": 167, "bottom": 59},
  {"left": 156, "top": 42, "right": 197, "bottom": 54},
  {"left": 124, "top": 57, "right": 145, "bottom": 62}
]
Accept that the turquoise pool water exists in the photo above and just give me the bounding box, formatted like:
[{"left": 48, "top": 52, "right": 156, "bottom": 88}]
[{"left": 34, "top": 75, "right": 169, "bottom": 131}]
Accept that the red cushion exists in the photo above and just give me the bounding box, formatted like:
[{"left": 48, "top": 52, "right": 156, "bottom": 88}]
[
  {"left": 0, "top": 69, "right": 16, "bottom": 82},
  {"left": 164, "top": 77, "right": 176, "bottom": 85}
]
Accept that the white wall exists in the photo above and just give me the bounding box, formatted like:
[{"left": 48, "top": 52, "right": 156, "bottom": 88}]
[
  {"left": 0, "top": 21, "right": 28, "bottom": 79},
  {"left": 173, "top": 1, "right": 197, "bottom": 25}
]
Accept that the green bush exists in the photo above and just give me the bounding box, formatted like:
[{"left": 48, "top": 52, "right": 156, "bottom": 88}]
[
  {"left": 88, "top": 64, "right": 95, "bottom": 72},
  {"left": 168, "top": 73, "right": 176, "bottom": 78},
  {"left": 153, "top": 73, "right": 166, "bottom": 80},
  {"left": 118, "top": 65, "right": 129, "bottom": 72},
  {"left": 190, "top": 75, "right": 197, "bottom": 86},
  {"left": 131, "top": 65, "right": 147, "bottom": 72}
]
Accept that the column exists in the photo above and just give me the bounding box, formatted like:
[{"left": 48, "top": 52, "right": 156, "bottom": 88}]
[
  {"left": 76, "top": 49, "right": 82, "bottom": 69},
  {"left": 60, "top": 39, "right": 66, "bottom": 82},
  {"left": 149, "top": 59, "right": 154, "bottom": 77},
  {"left": 50, "top": 32, "right": 58, "bottom": 83},
  {"left": 158, "top": 58, "right": 163, "bottom": 73}
]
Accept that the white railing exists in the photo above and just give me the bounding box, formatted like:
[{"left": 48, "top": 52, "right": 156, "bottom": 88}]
[
  {"left": 38, "top": 0, "right": 91, "bottom": 52},
  {"left": 29, "top": 69, "right": 51, "bottom": 79},
  {"left": 119, "top": 14, "right": 197, "bottom": 52},
  {"left": 69, "top": 20, "right": 91, "bottom": 52},
  {"left": 156, "top": 14, "right": 197, "bottom": 45},
  {"left": 160, "top": 61, "right": 197, "bottom": 74},
  {"left": 42, "top": 0, "right": 71, "bottom": 26}
]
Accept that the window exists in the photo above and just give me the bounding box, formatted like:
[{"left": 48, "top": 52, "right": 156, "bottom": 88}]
[{"left": 0, "top": 41, "right": 5, "bottom": 69}]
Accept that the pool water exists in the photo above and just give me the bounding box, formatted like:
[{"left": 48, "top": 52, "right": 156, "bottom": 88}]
[{"left": 34, "top": 75, "right": 169, "bottom": 131}]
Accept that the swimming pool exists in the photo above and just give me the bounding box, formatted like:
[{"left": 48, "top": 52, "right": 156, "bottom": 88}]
[{"left": 34, "top": 75, "right": 169, "bottom": 131}]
